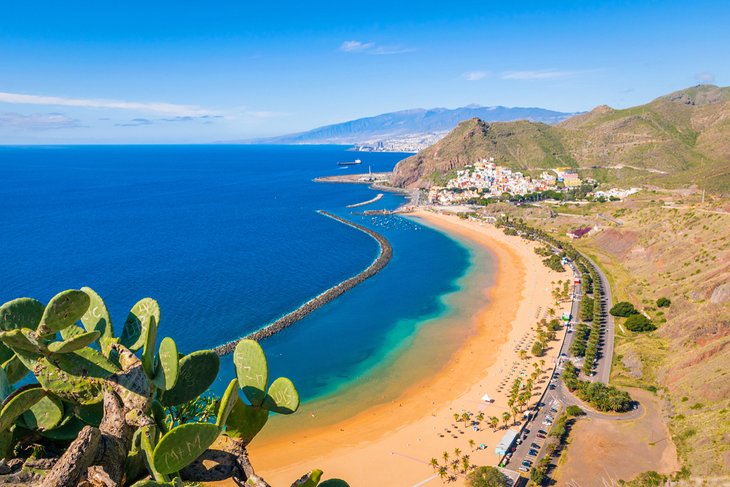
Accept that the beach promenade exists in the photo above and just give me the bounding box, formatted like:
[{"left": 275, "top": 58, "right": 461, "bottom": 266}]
[{"left": 248, "top": 211, "right": 572, "bottom": 486}]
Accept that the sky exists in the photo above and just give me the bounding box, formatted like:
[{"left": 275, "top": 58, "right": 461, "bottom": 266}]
[{"left": 1, "top": 0, "right": 728, "bottom": 143}]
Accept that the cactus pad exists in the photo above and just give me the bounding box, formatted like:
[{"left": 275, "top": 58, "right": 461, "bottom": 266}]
[
  {"left": 152, "top": 422, "right": 221, "bottom": 474},
  {"left": 20, "top": 393, "right": 64, "bottom": 431},
  {"left": 234, "top": 339, "right": 268, "bottom": 406},
  {"left": 216, "top": 379, "right": 239, "bottom": 427},
  {"left": 141, "top": 316, "right": 159, "bottom": 379},
  {"left": 0, "top": 385, "right": 45, "bottom": 431},
  {"left": 0, "top": 329, "right": 42, "bottom": 354},
  {"left": 151, "top": 337, "right": 179, "bottom": 391},
  {"left": 262, "top": 377, "right": 300, "bottom": 414},
  {"left": 0, "top": 298, "right": 44, "bottom": 331},
  {"left": 319, "top": 480, "right": 350, "bottom": 487},
  {"left": 292, "top": 469, "right": 324, "bottom": 487},
  {"left": 39, "top": 289, "right": 90, "bottom": 333},
  {"left": 158, "top": 350, "right": 219, "bottom": 407},
  {"left": 121, "top": 298, "right": 160, "bottom": 352},
  {"left": 34, "top": 356, "right": 107, "bottom": 405},
  {"left": 2, "top": 355, "right": 29, "bottom": 385},
  {"left": 48, "top": 330, "right": 101, "bottom": 354},
  {"left": 221, "top": 394, "right": 268, "bottom": 446},
  {"left": 0, "top": 368, "right": 10, "bottom": 402},
  {"left": 80, "top": 287, "right": 114, "bottom": 351}
]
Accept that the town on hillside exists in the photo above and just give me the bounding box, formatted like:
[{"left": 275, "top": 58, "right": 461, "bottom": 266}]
[{"left": 428, "top": 158, "right": 640, "bottom": 205}]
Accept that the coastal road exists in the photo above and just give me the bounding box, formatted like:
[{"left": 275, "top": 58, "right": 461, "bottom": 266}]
[{"left": 580, "top": 254, "right": 615, "bottom": 384}]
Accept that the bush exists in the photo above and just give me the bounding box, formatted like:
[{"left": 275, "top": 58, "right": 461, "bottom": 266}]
[
  {"left": 467, "top": 466, "right": 508, "bottom": 487},
  {"left": 530, "top": 466, "right": 546, "bottom": 485},
  {"left": 566, "top": 405, "right": 585, "bottom": 417},
  {"left": 656, "top": 297, "right": 671, "bottom": 308},
  {"left": 619, "top": 470, "right": 668, "bottom": 487},
  {"left": 531, "top": 340, "right": 545, "bottom": 357},
  {"left": 542, "top": 254, "right": 565, "bottom": 272},
  {"left": 610, "top": 301, "right": 638, "bottom": 317},
  {"left": 625, "top": 314, "right": 656, "bottom": 332}
]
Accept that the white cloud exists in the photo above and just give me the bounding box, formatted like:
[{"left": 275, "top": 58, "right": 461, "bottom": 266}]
[
  {"left": 339, "top": 40, "right": 375, "bottom": 52},
  {"left": 500, "top": 70, "right": 578, "bottom": 80},
  {"left": 0, "top": 91, "right": 218, "bottom": 116},
  {"left": 339, "top": 40, "right": 413, "bottom": 55},
  {"left": 463, "top": 71, "right": 490, "bottom": 81},
  {"left": 0, "top": 112, "right": 81, "bottom": 130}
]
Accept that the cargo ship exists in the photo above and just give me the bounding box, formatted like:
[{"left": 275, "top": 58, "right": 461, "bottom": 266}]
[{"left": 337, "top": 159, "right": 362, "bottom": 166}]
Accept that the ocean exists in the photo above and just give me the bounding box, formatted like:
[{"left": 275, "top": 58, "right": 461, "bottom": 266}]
[{"left": 0, "top": 145, "right": 493, "bottom": 414}]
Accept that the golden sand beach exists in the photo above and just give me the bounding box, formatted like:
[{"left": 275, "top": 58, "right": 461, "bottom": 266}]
[{"left": 246, "top": 210, "right": 571, "bottom": 486}]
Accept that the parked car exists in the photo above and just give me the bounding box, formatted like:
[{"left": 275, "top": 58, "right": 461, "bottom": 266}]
[
  {"left": 528, "top": 449, "right": 538, "bottom": 457},
  {"left": 522, "top": 460, "right": 533, "bottom": 467},
  {"left": 519, "top": 466, "right": 530, "bottom": 472},
  {"left": 531, "top": 443, "right": 541, "bottom": 450},
  {"left": 538, "top": 429, "right": 548, "bottom": 435},
  {"left": 536, "top": 433, "right": 546, "bottom": 439}
]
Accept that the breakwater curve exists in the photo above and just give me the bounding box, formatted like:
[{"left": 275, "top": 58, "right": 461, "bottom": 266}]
[{"left": 214, "top": 210, "right": 393, "bottom": 356}]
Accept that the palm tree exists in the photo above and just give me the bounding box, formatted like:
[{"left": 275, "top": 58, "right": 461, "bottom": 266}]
[
  {"left": 502, "top": 411, "right": 511, "bottom": 428},
  {"left": 442, "top": 451, "right": 449, "bottom": 463},
  {"left": 489, "top": 416, "right": 499, "bottom": 431},
  {"left": 454, "top": 448, "right": 462, "bottom": 458},
  {"left": 461, "top": 456, "right": 471, "bottom": 473},
  {"left": 460, "top": 412, "right": 470, "bottom": 426},
  {"left": 468, "top": 439, "right": 476, "bottom": 451},
  {"left": 453, "top": 412, "right": 459, "bottom": 424},
  {"left": 519, "top": 349, "right": 527, "bottom": 360},
  {"left": 512, "top": 405, "right": 520, "bottom": 424},
  {"left": 476, "top": 412, "right": 485, "bottom": 422},
  {"left": 437, "top": 466, "right": 448, "bottom": 480},
  {"left": 429, "top": 458, "right": 439, "bottom": 470}
]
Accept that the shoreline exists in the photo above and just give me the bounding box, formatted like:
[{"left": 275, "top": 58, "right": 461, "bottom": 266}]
[{"left": 247, "top": 210, "right": 570, "bottom": 486}]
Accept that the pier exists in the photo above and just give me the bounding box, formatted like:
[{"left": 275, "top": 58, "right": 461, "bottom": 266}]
[
  {"left": 346, "top": 193, "right": 384, "bottom": 208},
  {"left": 214, "top": 210, "right": 393, "bottom": 355}
]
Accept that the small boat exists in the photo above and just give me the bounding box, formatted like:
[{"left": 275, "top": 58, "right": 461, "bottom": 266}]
[{"left": 337, "top": 159, "right": 362, "bottom": 166}]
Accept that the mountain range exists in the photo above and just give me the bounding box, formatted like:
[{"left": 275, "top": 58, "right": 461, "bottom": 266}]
[
  {"left": 391, "top": 84, "right": 730, "bottom": 192},
  {"left": 235, "top": 105, "right": 577, "bottom": 148}
]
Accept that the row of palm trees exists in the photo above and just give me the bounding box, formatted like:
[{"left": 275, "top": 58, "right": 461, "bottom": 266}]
[{"left": 429, "top": 448, "right": 476, "bottom": 482}]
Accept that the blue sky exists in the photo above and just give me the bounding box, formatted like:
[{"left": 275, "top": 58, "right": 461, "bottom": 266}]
[{"left": 1, "top": 0, "right": 728, "bottom": 143}]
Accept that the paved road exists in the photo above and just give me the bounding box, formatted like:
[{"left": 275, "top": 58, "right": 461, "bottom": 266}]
[{"left": 580, "top": 254, "right": 615, "bottom": 384}]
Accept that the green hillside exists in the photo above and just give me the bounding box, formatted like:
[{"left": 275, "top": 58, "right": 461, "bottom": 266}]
[{"left": 392, "top": 85, "right": 730, "bottom": 192}]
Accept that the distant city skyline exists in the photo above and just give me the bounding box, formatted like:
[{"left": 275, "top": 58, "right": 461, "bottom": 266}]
[{"left": 1, "top": 0, "right": 728, "bottom": 143}]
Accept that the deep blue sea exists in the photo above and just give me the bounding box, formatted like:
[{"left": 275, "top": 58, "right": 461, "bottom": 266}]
[{"left": 0, "top": 145, "right": 473, "bottom": 403}]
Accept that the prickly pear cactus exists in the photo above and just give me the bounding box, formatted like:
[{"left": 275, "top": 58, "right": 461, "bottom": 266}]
[
  {"left": 121, "top": 298, "right": 160, "bottom": 351},
  {"left": 80, "top": 286, "right": 116, "bottom": 353},
  {"left": 152, "top": 422, "right": 221, "bottom": 474},
  {"left": 47, "top": 330, "right": 100, "bottom": 353},
  {"left": 38, "top": 289, "right": 90, "bottom": 334},
  {"left": 234, "top": 339, "right": 268, "bottom": 406},
  {"left": 151, "top": 337, "right": 179, "bottom": 391},
  {"left": 19, "top": 393, "right": 64, "bottom": 431},
  {"left": 0, "top": 385, "right": 45, "bottom": 431},
  {"left": 292, "top": 469, "right": 323, "bottom": 487},
  {"left": 221, "top": 394, "right": 268, "bottom": 446},
  {"left": 158, "top": 350, "right": 219, "bottom": 407},
  {"left": 0, "top": 298, "right": 44, "bottom": 331},
  {"left": 263, "top": 377, "right": 300, "bottom": 414}
]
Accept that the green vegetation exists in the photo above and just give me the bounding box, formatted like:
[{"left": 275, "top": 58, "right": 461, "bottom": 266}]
[
  {"left": 542, "top": 254, "right": 566, "bottom": 272},
  {"left": 656, "top": 297, "right": 671, "bottom": 308},
  {"left": 0, "top": 289, "right": 347, "bottom": 486},
  {"left": 563, "top": 362, "right": 633, "bottom": 412},
  {"left": 566, "top": 405, "right": 585, "bottom": 417},
  {"left": 610, "top": 301, "right": 639, "bottom": 317},
  {"left": 569, "top": 323, "right": 590, "bottom": 357},
  {"left": 579, "top": 296, "right": 594, "bottom": 321},
  {"left": 624, "top": 314, "right": 656, "bottom": 332},
  {"left": 466, "top": 466, "right": 508, "bottom": 487},
  {"left": 618, "top": 471, "right": 668, "bottom": 486},
  {"left": 531, "top": 340, "right": 545, "bottom": 357}
]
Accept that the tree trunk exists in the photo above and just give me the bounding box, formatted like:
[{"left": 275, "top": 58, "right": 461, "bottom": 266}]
[
  {"left": 87, "top": 391, "right": 133, "bottom": 486},
  {"left": 40, "top": 426, "right": 100, "bottom": 487}
]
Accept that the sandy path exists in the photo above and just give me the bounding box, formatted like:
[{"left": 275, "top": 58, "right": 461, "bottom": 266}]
[{"left": 245, "top": 211, "right": 570, "bottom": 486}]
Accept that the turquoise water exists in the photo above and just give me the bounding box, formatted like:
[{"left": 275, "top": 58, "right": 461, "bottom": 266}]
[{"left": 0, "top": 145, "right": 478, "bottom": 404}]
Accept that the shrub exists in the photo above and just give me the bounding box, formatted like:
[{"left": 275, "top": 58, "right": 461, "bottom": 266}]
[
  {"left": 619, "top": 470, "right": 668, "bottom": 486},
  {"left": 467, "top": 466, "right": 508, "bottom": 487},
  {"left": 543, "top": 254, "right": 566, "bottom": 272},
  {"left": 531, "top": 340, "right": 545, "bottom": 357},
  {"left": 656, "top": 297, "right": 671, "bottom": 308},
  {"left": 610, "top": 301, "right": 638, "bottom": 317},
  {"left": 625, "top": 314, "right": 656, "bottom": 332},
  {"left": 530, "top": 466, "right": 546, "bottom": 485},
  {"left": 566, "top": 405, "right": 585, "bottom": 417}
]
